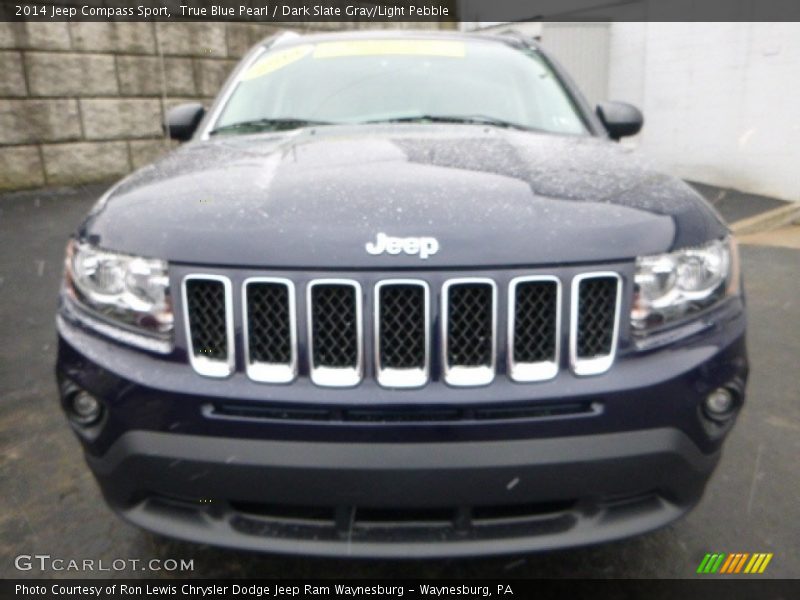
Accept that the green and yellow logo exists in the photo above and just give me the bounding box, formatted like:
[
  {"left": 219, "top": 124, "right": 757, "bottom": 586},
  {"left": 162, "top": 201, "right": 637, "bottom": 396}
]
[{"left": 697, "top": 552, "right": 773, "bottom": 574}]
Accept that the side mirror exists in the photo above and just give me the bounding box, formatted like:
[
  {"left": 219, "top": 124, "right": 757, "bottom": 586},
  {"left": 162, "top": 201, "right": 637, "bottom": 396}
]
[
  {"left": 596, "top": 101, "right": 643, "bottom": 141},
  {"left": 164, "top": 103, "right": 205, "bottom": 142}
]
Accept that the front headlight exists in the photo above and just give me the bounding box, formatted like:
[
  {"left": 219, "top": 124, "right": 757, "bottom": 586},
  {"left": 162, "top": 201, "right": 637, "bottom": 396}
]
[
  {"left": 632, "top": 236, "right": 739, "bottom": 332},
  {"left": 64, "top": 240, "right": 173, "bottom": 340}
]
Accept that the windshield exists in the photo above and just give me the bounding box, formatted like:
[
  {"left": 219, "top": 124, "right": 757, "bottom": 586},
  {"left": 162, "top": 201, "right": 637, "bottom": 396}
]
[{"left": 212, "top": 38, "right": 588, "bottom": 136}]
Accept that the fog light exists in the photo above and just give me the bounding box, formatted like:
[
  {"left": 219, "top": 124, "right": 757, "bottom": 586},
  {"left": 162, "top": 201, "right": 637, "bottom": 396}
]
[
  {"left": 70, "top": 390, "right": 103, "bottom": 425},
  {"left": 705, "top": 387, "right": 734, "bottom": 418}
]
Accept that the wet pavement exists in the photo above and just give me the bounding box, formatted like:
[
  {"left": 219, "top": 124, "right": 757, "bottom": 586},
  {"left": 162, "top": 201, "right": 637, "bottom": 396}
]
[
  {"left": 688, "top": 181, "right": 790, "bottom": 224},
  {"left": 0, "top": 183, "right": 798, "bottom": 579}
]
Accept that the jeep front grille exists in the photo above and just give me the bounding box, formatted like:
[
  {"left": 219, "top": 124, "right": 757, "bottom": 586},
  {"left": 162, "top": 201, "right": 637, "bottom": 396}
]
[
  {"left": 570, "top": 273, "right": 622, "bottom": 376},
  {"left": 375, "top": 280, "right": 430, "bottom": 388},
  {"left": 243, "top": 278, "right": 297, "bottom": 383},
  {"left": 182, "top": 271, "right": 623, "bottom": 384},
  {"left": 442, "top": 279, "right": 497, "bottom": 387},
  {"left": 508, "top": 276, "right": 561, "bottom": 382},
  {"left": 182, "top": 275, "right": 234, "bottom": 378},
  {"left": 307, "top": 280, "right": 363, "bottom": 387}
]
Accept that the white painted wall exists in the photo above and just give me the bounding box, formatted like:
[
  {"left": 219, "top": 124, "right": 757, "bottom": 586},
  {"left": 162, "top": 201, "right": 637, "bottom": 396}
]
[
  {"left": 608, "top": 22, "right": 800, "bottom": 202},
  {"left": 540, "top": 23, "right": 610, "bottom": 106},
  {"left": 470, "top": 22, "right": 610, "bottom": 105}
]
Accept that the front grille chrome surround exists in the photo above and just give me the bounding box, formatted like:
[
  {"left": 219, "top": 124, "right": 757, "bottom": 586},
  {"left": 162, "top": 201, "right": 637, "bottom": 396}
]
[
  {"left": 374, "top": 279, "right": 431, "bottom": 389},
  {"left": 182, "top": 274, "right": 235, "bottom": 378},
  {"left": 242, "top": 277, "right": 297, "bottom": 384},
  {"left": 307, "top": 279, "right": 364, "bottom": 388},
  {"left": 569, "top": 272, "right": 622, "bottom": 376},
  {"left": 507, "top": 275, "right": 561, "bottom": 382},
  {"left": 441, "top": 278, "right": 497, "bottom": 387}
]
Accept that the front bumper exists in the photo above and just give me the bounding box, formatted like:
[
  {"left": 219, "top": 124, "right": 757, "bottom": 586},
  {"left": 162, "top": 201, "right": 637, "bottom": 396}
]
[
  {"left": 90, "top": 429, "right": 715, "bottom": 557},
  {"left": 56, "top": 294, "right": 747, "bottom": 557}
]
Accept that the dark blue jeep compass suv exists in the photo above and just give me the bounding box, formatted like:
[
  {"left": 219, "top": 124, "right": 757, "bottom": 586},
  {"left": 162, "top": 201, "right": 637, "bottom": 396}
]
[{"left": 56, "top": 30, "right": 747, "bottom": 557}]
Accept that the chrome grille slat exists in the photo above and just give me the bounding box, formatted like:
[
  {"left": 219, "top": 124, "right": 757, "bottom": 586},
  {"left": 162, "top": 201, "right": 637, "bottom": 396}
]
[
  {"left": 508, "top": 276, "right": 561, "bottom": 382},
  {"left": 442, "top": 278, "right": 497, "bottom": 387},
  {"left": 307, "top": 279, "right": 363, "bottom": 387},
  {"left": 570, "top": 272, "right": 622, "bottom": 376},
  {"left": 182, "top": 275, "right": 234, "bottom": 378},
  {"left": 374, "top": 280, "right": 430, "bottom": 388},
  {"left": 243, "top": 277, "right": 297, "bottom": 384}
]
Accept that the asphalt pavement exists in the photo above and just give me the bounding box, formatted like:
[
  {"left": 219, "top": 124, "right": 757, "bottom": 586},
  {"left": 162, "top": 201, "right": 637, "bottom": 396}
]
[
  {"left": 0, "top": 183, "right": 797, "bottom": 579},
  {"left": 688, "top": 181, "right": 789, "bottom": 224}
]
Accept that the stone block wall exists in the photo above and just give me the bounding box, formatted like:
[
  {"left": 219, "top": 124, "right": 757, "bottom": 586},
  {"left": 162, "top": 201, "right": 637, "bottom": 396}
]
[{"left": 0, "top": 21, "right": 444, "bottom": 192}]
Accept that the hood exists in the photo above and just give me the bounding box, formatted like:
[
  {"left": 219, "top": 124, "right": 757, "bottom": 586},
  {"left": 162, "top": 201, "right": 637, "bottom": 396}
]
[{"left": 81, "top": 124, "right": 726, "bottom": 268}]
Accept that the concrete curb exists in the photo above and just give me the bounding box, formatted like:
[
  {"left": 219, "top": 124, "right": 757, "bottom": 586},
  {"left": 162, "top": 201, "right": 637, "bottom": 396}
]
[{"left": 730, "top": 202, "right": 800, "bottom": 235}]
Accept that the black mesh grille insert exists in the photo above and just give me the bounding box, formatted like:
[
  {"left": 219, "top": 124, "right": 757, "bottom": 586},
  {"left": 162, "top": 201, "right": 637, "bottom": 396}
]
[
  {"left": 246, "top": 282, "right": 292, "bottom": 364},
  {"left": 513, "top": 280, "right": 558, "bottom": 363},
  {"left": 311, "top": 284, "right": 359, "bottom": 368},
  {"left": 446, "top": 283, "right": 494, "bottom": 367},
  {"left": 378, "top": 284, "right": 426, "bottom": 370},
  {"left": 576, "top": 277, "right": 618, "bottom": 358},
  {"left": 185, "top": 279, "right": 228, "bottom": 360}
]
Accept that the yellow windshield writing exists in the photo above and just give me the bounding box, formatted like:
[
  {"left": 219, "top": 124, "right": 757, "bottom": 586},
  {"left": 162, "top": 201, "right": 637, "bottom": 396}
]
[
  {"left": 241, "top": 44, "right": 314, "bottom": 80},
  {"left": 313, "top": 39, "right": 465, "bottom": 59},
  {"left": 241, "top": 40, "right": 466, "bottom": 81}
]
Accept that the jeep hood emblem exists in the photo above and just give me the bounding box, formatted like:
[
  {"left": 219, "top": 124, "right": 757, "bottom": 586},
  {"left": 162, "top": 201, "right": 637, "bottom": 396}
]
[{"left": 366, "top": 232, "right": 439, "bottom": 260}]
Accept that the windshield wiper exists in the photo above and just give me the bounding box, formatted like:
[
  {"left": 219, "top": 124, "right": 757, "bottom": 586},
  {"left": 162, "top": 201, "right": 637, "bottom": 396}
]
[
  {"left": 209, "top": 118, "right": 334, "bottom": 136},
  {"left": 362, "top": 114, "right": 541, "bottom": 132}
]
